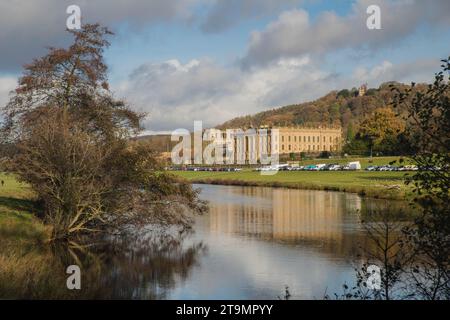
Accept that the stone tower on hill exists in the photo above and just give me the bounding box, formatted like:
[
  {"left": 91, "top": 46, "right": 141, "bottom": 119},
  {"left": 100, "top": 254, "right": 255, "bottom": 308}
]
[{"left": 358, "top": 83, "right": 367, "bottom": 97}]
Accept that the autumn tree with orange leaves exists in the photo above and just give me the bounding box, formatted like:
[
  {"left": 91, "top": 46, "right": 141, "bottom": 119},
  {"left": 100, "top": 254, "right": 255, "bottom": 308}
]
[{"left": 357, "top": 107, "right": 406, "bottom": 157}]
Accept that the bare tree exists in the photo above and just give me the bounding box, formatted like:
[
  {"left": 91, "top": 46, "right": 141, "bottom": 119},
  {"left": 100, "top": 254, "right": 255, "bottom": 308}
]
[
  {"left": 1, "top": 24, "right": 207, "bottom": 241},
  {"left": 328, "top": 208, "right": 412, "bottom": 300}
]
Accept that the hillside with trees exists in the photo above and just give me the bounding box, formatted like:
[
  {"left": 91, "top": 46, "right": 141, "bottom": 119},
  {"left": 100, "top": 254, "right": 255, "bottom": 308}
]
[{"left": 218, "top": 82, "right": 426, "bottom": 156}]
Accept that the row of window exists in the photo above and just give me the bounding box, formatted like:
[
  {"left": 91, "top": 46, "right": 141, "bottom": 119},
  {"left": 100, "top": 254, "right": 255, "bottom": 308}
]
[
  {"left": 280, "top": 135, "right": 339, "bottom": 143},
  {"left": 281, "top": 144, "right": 336, "bottom": 151}
]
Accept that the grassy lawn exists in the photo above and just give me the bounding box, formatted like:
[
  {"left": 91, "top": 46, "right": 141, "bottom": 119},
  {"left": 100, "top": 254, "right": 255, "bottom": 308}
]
[
  {"left": 170, "top": 167, "right": 411, "bottom": 200},
  {"left": 0, "top": 174, "right": 53, "bottom": 299},
  {"left": 0, "top": 173, "right": 47, "bottom": 243}
]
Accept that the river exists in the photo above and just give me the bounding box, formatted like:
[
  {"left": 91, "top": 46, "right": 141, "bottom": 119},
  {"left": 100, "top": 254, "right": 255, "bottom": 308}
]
[
  {"left": 167, "top": 184, "right": 407, "bottom": 299},
  {"left": 0, "top": 184, "right": 411, "bottom": 299}
]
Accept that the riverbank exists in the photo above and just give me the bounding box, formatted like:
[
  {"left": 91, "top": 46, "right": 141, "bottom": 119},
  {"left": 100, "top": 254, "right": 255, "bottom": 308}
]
[
  {"left": 170, "top": 170, "right": 410, "bottom": 200},
  {"left": 0, "top": 173, "right": 63, "bottom": 298}
]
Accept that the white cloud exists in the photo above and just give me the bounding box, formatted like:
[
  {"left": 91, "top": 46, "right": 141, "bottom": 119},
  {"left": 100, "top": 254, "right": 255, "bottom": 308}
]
[
  {"left": 1, "top": 56, "right": 437, "bottom": 132},
  {"left": 350, "top": 59, "right": 437, "bottom": 86},
  {"left": 1, "top": 0, "right": 445, "bottom": 132},
  {"left": 240, "top": 0, "right": 450, "bottom": 68},
  {"left": 116, "top": 56, "right": 440, "bottom": 132},
  {"left": 0, "top": 0, "right": 199, "bottom": 71}
]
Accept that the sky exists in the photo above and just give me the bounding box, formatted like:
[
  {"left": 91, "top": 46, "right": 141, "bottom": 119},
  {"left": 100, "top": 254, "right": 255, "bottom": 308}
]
[{"left": 0, "top": 0, "right": 449, "bottom": 133}]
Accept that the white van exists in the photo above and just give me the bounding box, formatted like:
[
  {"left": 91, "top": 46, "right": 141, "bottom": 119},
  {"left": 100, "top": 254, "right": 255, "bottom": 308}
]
[{"left": 348, "top": 161, "right": 361, "bottom": 170}]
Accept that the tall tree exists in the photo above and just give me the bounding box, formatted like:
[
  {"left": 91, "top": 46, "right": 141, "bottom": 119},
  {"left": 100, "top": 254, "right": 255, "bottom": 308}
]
[
  {"left": 358, "top": 107, "right": 405, "bottom": 157},
  {"left": 346, "top": 122, "right": 355, "bottom": 143},
  {"left": 391, "top": 57, "right": 450, "bottom": 299},
  {"left": 2, "top": 24, "right": 140, "bottom": 141},
  {"left": 1, "top": 24, "right": 206, "bottom": 240}
]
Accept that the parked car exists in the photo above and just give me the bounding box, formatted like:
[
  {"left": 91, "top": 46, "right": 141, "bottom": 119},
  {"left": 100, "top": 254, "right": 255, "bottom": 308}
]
[
  {"left": 328, "top": 164, "right": 341, "bottom": 171},
  {"left": 366, "top": 165, "right": 378, "bottom": 171},
  {"left": 276, "top": 164, "right": 290, "bottom": 171},
  {"left": 314, "top": 164, "right": 326, "bottom": 171},
  {"left": 378, "top": 165, "right": 396, "bottom": 171}
]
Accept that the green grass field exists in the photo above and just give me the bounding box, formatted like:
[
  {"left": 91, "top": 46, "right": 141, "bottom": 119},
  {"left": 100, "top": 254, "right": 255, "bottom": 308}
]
[
  {"left": 170, "top": 157, "right": 412, "bottom": 200},
  {"left": 0, "top": 173, "right": 47, "bottom": 243}
]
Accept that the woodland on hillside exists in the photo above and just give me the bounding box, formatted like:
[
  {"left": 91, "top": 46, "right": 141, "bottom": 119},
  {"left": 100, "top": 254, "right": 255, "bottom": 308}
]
[
  {"left": 219, "top": 82, "right": 427, "bottom": 156},
  {"left": 136, "top": 82, "right": 427, "bottom": 158},
  {"left": 218, "top": 83, "right": 410, "bottom": 129},
  {"left": 72, "top": 82, "right": 430, "bottom": 158}
]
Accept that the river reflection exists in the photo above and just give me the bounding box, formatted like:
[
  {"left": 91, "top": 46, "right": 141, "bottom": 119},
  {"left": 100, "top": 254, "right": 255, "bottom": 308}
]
[
  {"left": 207, "top": 186, "right": 363, "bottom": 241},
  {"left": 170, "top": 185, "right": 410, "bottom": 299},
  {"left": 0, "top": 232, "right": 206, "bottom": 299},
  {"left": 0, "top": 184, "right": 411, "bottom": 300}
]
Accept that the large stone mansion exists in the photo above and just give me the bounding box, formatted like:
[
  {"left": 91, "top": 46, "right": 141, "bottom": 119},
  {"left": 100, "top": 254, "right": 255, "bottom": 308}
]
[
  {"left": 149, "top": 125, "right": 343, "bottom": 164},
  {"left": 204, "top": 125, "right": 342, "bottom": 164},
  {"left": 275, "top": 126, "right": 342, "bottom": 154}
]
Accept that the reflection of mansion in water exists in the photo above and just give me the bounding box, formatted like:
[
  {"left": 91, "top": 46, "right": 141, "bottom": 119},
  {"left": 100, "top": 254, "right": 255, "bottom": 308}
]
[{"left": 208, "top": 187, "right": 362, "bottom": 242}]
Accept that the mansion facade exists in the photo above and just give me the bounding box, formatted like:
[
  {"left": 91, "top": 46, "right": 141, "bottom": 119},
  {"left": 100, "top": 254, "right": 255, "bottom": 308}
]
[
  {"left": 276, "top": 126, "right": 342, "bottom": 154},
  {"left": 203, "top": 126, "right": 342, "bottom": 164}
]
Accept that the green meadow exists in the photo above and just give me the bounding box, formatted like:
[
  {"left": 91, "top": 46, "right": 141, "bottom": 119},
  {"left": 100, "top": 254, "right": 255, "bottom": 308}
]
[
  {"left": 169, "top": 157, "right": 412, "bottom": 200},
  {"left": 0, "top": 173, "right": 47, "bottom": 243}
]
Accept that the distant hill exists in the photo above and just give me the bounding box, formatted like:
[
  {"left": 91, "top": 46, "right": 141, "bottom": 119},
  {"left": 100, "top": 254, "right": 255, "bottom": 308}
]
[
  {"left": 217, "top": 82, "right": 416, "bottom": 137},
  {"left": 133, "top": 134, "right": 173, "bottom": 153},
  {"left": 138, "top": 82, "right": 423, "bottom": 154}
]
